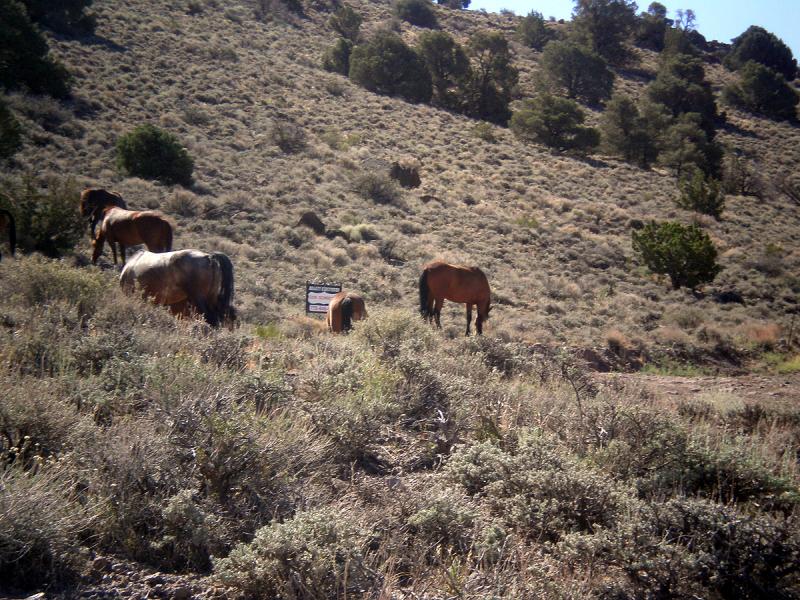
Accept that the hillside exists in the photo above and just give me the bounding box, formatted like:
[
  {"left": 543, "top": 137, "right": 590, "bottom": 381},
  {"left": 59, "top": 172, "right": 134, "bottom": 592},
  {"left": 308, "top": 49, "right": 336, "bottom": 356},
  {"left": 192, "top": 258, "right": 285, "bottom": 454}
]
[
  {"left": 6, "top": 0, "right": 800, "bottom": 364},
  {"left": 2, "top": 0, "right": 800, "bottom": 598}
]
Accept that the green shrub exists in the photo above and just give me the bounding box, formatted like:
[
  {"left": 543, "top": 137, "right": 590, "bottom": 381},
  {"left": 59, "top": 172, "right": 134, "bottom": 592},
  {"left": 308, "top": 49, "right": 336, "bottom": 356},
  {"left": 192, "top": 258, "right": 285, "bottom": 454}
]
[
  {"left": 571, "top": 0, "right": 638, "bottom": 65},
  {"left": 407, "top": 487, "right": 477, "bottom": 554},
  {"left": 349, "top": 32, "right": 433, "bottom": 103},
  {"left": 417, "top": 30, "right": 470, "bottom": 109},
  {"left": 725, "top": 25, "right": 797, "bottom": 80},
  {"left": 0, "top": 0, "right": 72, "bottom": 98},
  {"left": 677, "top": 168, "right": 725, "bottom": 219},
  {"left": 322, "top": 37, "right": 353, "bottom": 75},
  {"left": 116, "top": 124, "right": 194, "bottom": 186},
  {"left": 723, "top": 61, "right": 799, "bottom": 121},
  {"left": 657, "top": 112, "right": 723, "bottom": 177},
  {"left": 517, "top": 10, "right": 553, "bottom": 50},
  {"left": 328, "top": 4, "right": 361, "bottom": 42},
  {"left": 540, "top": 40, "right": 615, "bottom": 105},
  {"left": 647, "top": 53, "right": 718, "bottom": 134},
  {"left": 631, "top": 221, "right": 721, "bottom": 289},
  {"left": 214, "top": 507, "right": 374, "bottom": 599},
  {"left": 394, "top": 0, "right": 437, "bottom": 28},
  {"left": 461, "top": 30, "right": 518, "bottom": 124},
  {"left": 1, "top": 175, "right": 85, "bottom": 257},
  {"left": 20, "top": 0, "right": 96, "bottom": 35},
  {"left": 511, "top": 94, "right": 600, "bottom": 154},
  {"left": 599, "top": 94, "right": 661, "bottom": 167},
  {"left": 634, "top": 2, "right": 669, "bottom": 51},
  {"left": 0, "top": 97, "right": 23, "bottom": 160}
]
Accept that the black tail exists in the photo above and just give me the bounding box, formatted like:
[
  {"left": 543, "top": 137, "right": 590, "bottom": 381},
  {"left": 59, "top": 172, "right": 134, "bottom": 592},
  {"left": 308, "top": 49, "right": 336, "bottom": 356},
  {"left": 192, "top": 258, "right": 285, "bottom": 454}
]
[
  {"left": 1, "top": 209, "right": 15, "bottom": 257},
  {"left": 211, "top": 252, "right": 235, "bottom": 326},
  {"left": 419, "top": 269, "right": 430, "bottom": 318},
  {"left": 341, "top": 296, "right": 354, "bottom": 331}
]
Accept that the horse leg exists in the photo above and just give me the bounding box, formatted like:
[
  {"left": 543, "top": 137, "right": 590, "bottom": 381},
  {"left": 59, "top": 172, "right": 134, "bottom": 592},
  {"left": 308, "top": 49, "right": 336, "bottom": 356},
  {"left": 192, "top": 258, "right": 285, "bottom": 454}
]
[
  {"left": 433, "top": 298, "right": 443, "bottom": 329},
  {"left": 119, "top": 244, "right": 127, "bottom": 265},
  {"left": 476, "top": 311, "right": 484, "bottom": 335},
  {"left": 91, "top": 233, "right": 105, "bottom": 265},
  {"left": 465, "top": 304, "right": 472, "bottom": 336}
]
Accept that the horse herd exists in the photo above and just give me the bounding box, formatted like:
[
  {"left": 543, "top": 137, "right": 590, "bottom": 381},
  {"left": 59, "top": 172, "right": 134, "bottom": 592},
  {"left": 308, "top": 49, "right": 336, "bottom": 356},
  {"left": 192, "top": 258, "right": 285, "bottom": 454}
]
[{"left": 1, "top": 189, "right": 492, "bottom": 335}]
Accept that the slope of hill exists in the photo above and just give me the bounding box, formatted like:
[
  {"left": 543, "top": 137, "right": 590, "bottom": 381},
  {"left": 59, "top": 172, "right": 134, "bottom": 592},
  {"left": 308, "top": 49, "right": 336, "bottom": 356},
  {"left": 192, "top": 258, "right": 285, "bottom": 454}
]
[
  {"left": 7, "top": 0, "right": 799, "bottom": 364},
  {"left": 1, "top": 0, "right": 800, "bottom": 598}
]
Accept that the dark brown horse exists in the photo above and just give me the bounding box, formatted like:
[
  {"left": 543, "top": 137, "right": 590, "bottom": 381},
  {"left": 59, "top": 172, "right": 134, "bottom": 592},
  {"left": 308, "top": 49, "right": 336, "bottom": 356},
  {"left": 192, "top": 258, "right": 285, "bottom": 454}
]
[
  {"left": 0, "top": 209, "right": 15, "bottom": 261},
  {"left": 80, "top": 188, "right": 127, "bottom": 238},
  {"left": 327, "top": 291, "right": 367, "bottom": 333},
  {"left": 419, "top": 260, "right": 491, "bottom": 336},
  {"left": 120, "top": 250, "right": 236, "bottom": 327}
]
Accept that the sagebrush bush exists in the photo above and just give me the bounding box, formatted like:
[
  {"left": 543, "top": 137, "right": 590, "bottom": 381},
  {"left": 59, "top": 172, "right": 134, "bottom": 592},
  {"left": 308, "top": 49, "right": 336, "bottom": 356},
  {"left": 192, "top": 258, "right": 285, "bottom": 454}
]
[
  {"left": 214, "top": 507, "right": 374, "bottom": 599},
  {"left": 270, "top": 119, "right": 307, "bottom": 153},
  {"left": 353, "top": 171, "right": 401, "bottom": 204},
  {"left": 116, "top": 124, "right": 194, "bottom": 186},
  {"left": 0, "top": 466, "right": 99, "bottom": 590}
]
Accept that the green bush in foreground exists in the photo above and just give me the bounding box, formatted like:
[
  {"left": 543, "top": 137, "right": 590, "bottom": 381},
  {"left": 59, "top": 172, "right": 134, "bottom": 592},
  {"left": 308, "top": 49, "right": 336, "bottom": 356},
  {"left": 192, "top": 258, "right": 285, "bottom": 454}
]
[
  {"left": 116, "top": 124, "right": 194, "bottom": 186},
  {"left": 632, "top": 221, "right": 721, "bottom": 290}
]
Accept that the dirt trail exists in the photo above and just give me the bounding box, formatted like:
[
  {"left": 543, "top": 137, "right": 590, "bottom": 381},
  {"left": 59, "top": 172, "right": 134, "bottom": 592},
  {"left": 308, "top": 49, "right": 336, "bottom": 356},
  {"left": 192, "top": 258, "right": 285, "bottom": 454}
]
[{"left": 595, "top": 371, "right": 800, "bottom": 405}]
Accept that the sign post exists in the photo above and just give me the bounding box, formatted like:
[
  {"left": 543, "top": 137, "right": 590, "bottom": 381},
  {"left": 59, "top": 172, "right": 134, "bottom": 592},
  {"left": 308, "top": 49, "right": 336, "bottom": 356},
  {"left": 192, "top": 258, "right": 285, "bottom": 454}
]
[{"left": 306, "top": 281, "right": 342, "bottom": 315}]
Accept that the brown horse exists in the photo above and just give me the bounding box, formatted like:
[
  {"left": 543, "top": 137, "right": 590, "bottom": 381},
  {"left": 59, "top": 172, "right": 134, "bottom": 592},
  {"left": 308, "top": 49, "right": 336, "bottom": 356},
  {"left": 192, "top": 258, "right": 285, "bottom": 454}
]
[
  {"left": 327, "top": 291, "right": 367, "bottom": 333},
  {"left": 419, "top": 261, "right": 491, "bottom": 336},
  {"left": 120, "top": 250, "right": 236, "bottom": 327},
  {"left": 80, "top": 188, "right": 127, "bottom": 238},
  {"left": 0, "top": 209, "right": 15, "bottom": 261}
]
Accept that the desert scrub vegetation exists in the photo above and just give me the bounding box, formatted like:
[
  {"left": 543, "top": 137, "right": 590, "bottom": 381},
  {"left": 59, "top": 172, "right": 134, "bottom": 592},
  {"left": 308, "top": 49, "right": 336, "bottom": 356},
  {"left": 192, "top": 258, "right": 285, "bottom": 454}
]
[
  {"left": 0, "top": 258, "right": 799, "bottom": 597},
  {"left": 115, "top": 124, "right": 194, "bottom": 186}
]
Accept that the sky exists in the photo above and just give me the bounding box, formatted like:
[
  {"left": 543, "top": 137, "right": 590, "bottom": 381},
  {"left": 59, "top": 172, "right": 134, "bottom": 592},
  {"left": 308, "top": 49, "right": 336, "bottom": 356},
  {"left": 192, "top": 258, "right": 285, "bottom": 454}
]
[{"left": 468, "top": 0, "right": 800, "bottom": 57}]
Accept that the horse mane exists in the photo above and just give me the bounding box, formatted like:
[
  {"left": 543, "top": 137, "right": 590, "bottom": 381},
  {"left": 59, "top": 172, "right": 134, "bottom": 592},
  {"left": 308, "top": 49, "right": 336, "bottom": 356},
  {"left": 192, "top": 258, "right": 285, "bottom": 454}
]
[
  {"left": 341, "top": 296, "right": 354, "bottom": 331},
  {"left": 0, "top": 209, "right": 16, "bottom": 257},
  {"left": 419, "top": 269, "right": 431, "bottom": 318}
]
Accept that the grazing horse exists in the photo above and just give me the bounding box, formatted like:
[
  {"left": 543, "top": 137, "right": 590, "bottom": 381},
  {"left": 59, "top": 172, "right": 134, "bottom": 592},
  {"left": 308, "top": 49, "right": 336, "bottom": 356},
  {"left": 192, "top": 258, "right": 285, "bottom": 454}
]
[
  {"left": 0, "top": 209, "right": 15, "bottom": 261},
  {"left": 419, "top": 260, "right": 491, "bottom": 336},
  {"left": 80, "top": 188, "right": 127, "bottom": 238},
  {"left": 120, "top": 250, "right": 236, "bottom": 327},
  {"left": 91, "top": 206, "right": 173, "bottom": 265},
  {"left": 327, "top": 291, "right": 367, "bottom": 333}
]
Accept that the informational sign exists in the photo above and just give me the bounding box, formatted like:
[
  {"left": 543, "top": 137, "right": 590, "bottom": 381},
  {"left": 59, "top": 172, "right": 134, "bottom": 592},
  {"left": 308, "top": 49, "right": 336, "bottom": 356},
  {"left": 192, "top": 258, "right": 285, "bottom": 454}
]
[{"left": 306, "top": 282, "right": 342, "bottom": 314}]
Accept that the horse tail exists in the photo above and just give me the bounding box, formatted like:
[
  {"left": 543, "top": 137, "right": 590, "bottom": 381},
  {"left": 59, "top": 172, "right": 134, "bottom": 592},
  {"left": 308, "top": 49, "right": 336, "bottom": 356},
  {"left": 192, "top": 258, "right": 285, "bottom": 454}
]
[
  {"left": 164, "top": 222, "right": 173, "bottom": 252},
  {"left": 1, "top": 209, "right": 15, "bottom": 256},
  {"left": 341, "top": 296, "right": 354, "bottom": 331},
  {"left": 211, "top": 252, "right": 235, "bottom": 325},
  {"left": 419, "top": 269, "right": 430, "bottom": 318}
]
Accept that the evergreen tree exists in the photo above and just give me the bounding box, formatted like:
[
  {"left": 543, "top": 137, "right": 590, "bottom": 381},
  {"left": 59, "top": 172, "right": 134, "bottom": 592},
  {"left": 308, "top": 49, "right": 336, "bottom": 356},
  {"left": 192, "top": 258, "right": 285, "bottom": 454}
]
[
  {"left": 540, "top": 40, "right": 614, "bottom": 105},
  {"left": 725, "top": 25, "right": 797, "bottom": 81},
  {"left": 328, "top": 4, "right": 362, "bottom": 42},
  {"left": 723, "top": 61, "right": 799, "bottom": 121},
  {"left": 632, "top": 221, "right": 721, "bottom": 289},
  {"left": 462, "top": 30, "right": 518, "bottom": 123},
  {"left": 349, "top": 32, "right": 433, "bottom": 104},
  {"left": 511, "top": 93, "right": 600, "bottom": 153},
  {"left": 600, "top": 94, "right": 661, "bottom": 167},
  {"left": 647, "top": 53, "right": 718, "bottom": 135},
  {"left": 418, "top": 31, "right": 470, "bottom": 109},
  {"left": 517, "top": 10, "right": 553, "bottom": 50},
  {"left": 571, "top": 0, "right": 637, "bottom": 65}
]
